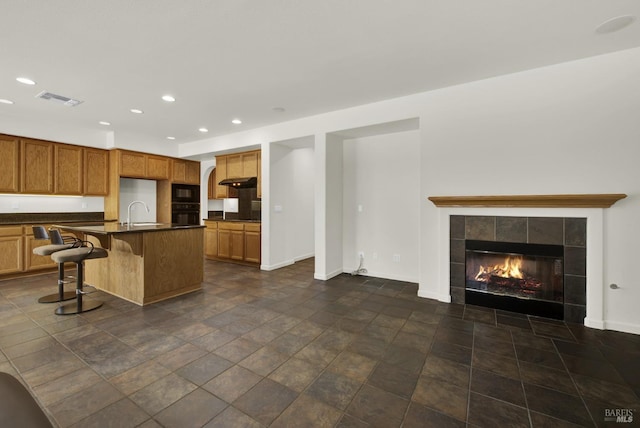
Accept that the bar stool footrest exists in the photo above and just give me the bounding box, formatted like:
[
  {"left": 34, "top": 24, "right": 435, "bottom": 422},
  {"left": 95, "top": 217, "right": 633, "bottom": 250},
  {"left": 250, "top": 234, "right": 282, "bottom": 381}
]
[
  {"left": 37, "top": 291, "right": 76, "bottom": 304},
  {"left": 55, "top": 300, "right": 103, "bottom": 315}
]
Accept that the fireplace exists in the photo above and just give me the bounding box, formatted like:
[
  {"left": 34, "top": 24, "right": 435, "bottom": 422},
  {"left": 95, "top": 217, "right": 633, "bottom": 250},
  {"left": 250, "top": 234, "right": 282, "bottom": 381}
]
[{"left": 465, "top": 240, "right": 564, "bottom": 319}]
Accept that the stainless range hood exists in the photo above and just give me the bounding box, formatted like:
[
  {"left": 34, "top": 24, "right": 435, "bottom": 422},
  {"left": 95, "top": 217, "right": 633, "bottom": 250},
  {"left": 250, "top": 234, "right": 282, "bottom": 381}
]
[{"left": 218, "top": 177, "right": 257, "bottom": 188}]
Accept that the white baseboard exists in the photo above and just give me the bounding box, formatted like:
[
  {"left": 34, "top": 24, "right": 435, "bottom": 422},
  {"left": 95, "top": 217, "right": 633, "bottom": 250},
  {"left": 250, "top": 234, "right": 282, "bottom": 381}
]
[
  {"left": 294, "top": 253, "right": 315, "bottom": 262},
  {"left": 314, "top": 268, "right": 343, "bottom": 281},
  {"left": 584, "top": 318, "right": 605, "bottom": 330},
  {"left": 602, "top": 320, "right": 640, "bottom": 335},
  {"left": 418, "top": 289, "right": 451, "bottom": 303},
  {"left": 261, "top": 259, "right": 295, "bottom": 271},
  {"left": 345, "top": 269, "right": 418, "bottom": 284}
]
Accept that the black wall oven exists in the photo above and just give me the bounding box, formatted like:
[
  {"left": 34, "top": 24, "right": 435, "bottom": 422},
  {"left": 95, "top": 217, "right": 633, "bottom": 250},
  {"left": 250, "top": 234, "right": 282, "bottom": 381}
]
[
  {"left": 172, "top": 183, "right": 200, "bottom": 203},
  {"left": 171, "top": 203, "right": 200, "bottom": 225}
]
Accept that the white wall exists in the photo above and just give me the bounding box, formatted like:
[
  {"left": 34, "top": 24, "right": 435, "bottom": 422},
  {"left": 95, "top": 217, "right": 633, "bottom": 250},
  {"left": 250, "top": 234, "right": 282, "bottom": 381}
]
[
  {"left": 342, "top": 130, "right": 420, "bottom": 282},
  {"left": 264, "top": 144, "right": 315, "bottom": 270},
  {"left": 118, "top": 178, "right": 157, "bottom": 223},
  {"left": 418, "top": 48, "right": 640, "bottom": 333},
  {"left": 0, "top": 195, "right": 104, "bottom": 213}
]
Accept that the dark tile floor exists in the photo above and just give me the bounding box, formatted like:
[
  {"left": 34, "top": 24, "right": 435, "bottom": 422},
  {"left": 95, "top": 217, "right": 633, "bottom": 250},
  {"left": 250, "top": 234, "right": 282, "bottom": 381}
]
[{"left": 1, "top": 258, "right": 639, "bottom": 427}]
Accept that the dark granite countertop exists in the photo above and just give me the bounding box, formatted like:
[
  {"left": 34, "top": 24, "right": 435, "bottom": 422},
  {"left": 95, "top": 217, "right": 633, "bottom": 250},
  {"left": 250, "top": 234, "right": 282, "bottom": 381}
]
[
  {"left": 55, "top": 223, "right": 205, "bottom": 235},
  {"left": 0, "top": 212, "right": 107, "bottom": 226},
  {"left": 203, "top": 218, "right": 261, "bottom": 223}
]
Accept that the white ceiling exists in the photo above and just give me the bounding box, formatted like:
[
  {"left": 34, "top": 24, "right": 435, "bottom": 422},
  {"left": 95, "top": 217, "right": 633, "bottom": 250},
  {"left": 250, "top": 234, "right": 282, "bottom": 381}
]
[{"left": 1, "top": 0, "right": 639, "bottom": 148}]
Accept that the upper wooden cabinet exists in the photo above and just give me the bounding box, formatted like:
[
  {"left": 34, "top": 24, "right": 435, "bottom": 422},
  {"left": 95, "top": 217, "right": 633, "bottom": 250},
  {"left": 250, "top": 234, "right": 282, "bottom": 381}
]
[
  {"left": 172, "top": 159, "right": 200, "bottom": 184},
  {"left": 214, "top": 149, "right": 261, "bottom": 199},
  {"left": 54, "top": 144, "right": 83, "bottom": 195},
  {"left": 84, "top": 148, "right": 109, "bottom": 196},
  {"left": 257, "top": 151, "right": 262, "bottom": 199},
  {"left": 207, "top": 169, "right": 216, "bottom": 200},
  {"left": 21, "top": 139, "right": 54, "bottom": 194},
  {"left": 0, "top": 135, "right": 20, "bottom": 193},
  {"left": 118, "top": 150, "right": 147, "bottom": 178},
  {"left": 147, "top": 155, "right": 170, "bottom": 180}
]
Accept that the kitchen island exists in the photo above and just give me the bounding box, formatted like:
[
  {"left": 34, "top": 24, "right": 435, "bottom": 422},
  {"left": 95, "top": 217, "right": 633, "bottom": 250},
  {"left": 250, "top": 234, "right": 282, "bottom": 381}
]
[{"left": 56, "top": 223, "right": 204, "bottom": 306}]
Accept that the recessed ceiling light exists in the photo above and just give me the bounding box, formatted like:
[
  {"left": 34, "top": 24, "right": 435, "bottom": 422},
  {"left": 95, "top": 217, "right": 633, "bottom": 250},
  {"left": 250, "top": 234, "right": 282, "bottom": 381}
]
[
  {"left": 595, "top": 15, "right": 635, "bottom": 34},
  {"left": 130, "top": 108, "right": 143, "bottom": 114},
  {"left": 231, "top": 119, "right": 242, "bottom": 125},
  {"left": 198, "top": 128, "right": 209, "bottom": 133},
  {"left": 99, "top": 121, "right": 111, "bottom": 126},
  {"left": 162, "top": 95, "right": 176, "bottom": 102},
  {"left": 166, "top": 136, "right": 176, "bottom": 140},
  {"left": 272, "top": 107, "right": 286, "bottom": 113},
  {"left": 0, "top": 99, "right": 14, "bottom": 105},
  {"left": 16, "top": 77, "right": 36, "bottom": 85}
]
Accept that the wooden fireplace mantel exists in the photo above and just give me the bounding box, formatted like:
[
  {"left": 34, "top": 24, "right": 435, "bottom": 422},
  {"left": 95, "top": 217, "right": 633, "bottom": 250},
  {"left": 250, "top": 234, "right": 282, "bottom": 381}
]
[{"left": 427, "top": 194, "right": 627, "bottom": 208}]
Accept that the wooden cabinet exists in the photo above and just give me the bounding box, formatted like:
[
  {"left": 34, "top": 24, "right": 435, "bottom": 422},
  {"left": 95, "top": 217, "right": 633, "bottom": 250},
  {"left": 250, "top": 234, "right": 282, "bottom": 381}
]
[
  {"left": 207, "top": 169, "right": 216, "bottom": 200},
  {"left": 54, "top": 144, "right": 83, "bottom": 195},
  {"left": 147, "top": 155, "right": 170, "bottom": 180},
  {"left": 84, "top": 148, "right": 109, "bottom": 196},
  {"left": 24, "top": 225, "right": 57, "bottom": 271},
  {"left": 118, "top": 150, "right": 147, "bottom": 178},
  {"left": 204, "top": 221, "right": 218, "bottom": 257},
  {"left": 0, "top": 135, "right": 20, "bottom": 193},
  {"left": 204, "top": 220, "right": 260, "bottom": 264},
  {"left": 21, "top": 139, "right": 54, "bottom": 194},
  {"left": 244, "top": 223, "right": 261, "bottom": 264},
  {"left": 0, "top": 226, "right": 23, "bottom": 275},
  {"left": 215, "top": 157, "right": 229, "bottom": 199},
  {"left": 172, "top": 159, "right": 201, "bottom": 184},
  {"left": 257, "top": 151, "right": 262, "bottom": 198},
  {"left": 215, "top": 149, "right": 260, "bottom": 199}
]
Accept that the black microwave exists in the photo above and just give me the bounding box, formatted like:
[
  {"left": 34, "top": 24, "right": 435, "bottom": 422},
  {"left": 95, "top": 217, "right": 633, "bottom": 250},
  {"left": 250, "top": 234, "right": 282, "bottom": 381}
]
[{"left": 172, "top": 183, "right": 200, "bottom": 203}]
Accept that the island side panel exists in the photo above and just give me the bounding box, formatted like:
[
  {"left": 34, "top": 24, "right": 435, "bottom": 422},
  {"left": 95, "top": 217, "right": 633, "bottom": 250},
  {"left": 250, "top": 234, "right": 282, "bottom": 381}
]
[
  {"left": 85, "top": 232, "right": 145, "bottom": 305},
  {"left": 142, "top": 227, "right": 203, "bottom": 305}
]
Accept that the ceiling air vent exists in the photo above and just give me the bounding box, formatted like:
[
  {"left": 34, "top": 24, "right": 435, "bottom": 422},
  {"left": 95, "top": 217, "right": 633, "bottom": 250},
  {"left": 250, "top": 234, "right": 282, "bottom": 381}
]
[{"left": 36, "top": 91, "right": 83, "bottom": 107}]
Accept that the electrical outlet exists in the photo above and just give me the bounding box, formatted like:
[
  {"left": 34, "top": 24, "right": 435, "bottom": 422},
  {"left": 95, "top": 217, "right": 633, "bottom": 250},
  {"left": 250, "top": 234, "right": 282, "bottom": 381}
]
[
  {"left": 81, "top": 202, "right": 88, "bottom": 209},
  {"left": 393, "top": 254, "right": 401, "bottom": 262}
]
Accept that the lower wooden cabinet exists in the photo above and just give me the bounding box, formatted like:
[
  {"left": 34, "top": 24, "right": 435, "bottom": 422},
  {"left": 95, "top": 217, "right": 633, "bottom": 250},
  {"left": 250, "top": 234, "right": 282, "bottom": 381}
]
[
  {"left": 0, "top": 224, "right": 75, "bottom": 277},
  {"left": 204, "top": 220, "right": 260, "bottom": 264},
  {"left": 0, "top": 226, "right": 23, "bottom": 275}
]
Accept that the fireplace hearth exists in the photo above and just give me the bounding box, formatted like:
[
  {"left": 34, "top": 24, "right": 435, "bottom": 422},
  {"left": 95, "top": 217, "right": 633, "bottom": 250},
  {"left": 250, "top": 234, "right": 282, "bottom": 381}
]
[{"left": 465, "top": 240, "right": 564, "bottom": 319}]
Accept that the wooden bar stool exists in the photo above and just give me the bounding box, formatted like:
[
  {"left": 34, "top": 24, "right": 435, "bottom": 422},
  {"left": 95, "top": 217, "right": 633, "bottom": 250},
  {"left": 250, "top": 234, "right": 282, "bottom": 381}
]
[
  {"left": 49, "top": 229, "right": 108, "bottom": 315},
  {"left": 31, "top": 226, "right": 76, "bottom": 303}
]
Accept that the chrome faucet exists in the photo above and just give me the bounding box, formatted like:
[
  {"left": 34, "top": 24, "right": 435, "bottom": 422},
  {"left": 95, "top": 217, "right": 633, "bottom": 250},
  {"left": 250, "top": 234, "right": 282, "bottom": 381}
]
[{"left": 126, "top": 200, "right": 150, "bottom": 225}]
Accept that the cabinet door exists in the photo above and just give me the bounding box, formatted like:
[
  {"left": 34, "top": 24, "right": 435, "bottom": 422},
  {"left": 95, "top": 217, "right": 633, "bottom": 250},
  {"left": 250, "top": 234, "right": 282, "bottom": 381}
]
[
  {"left": 242, "top": 152, "right": 258, "bottom": 177},
  {"left": 0, "top": 226, "right": 23, "bottom": 275},
  {"left": 172, "top": 159, "right": 186, "bottom": 182},
  {"left": 230, "top": 230, "right": 244, "bottom": 260},
  {"left": 244, "top": 229, "right": 261, "bottom": 264},
  {"left": 207, "top": 169, "right": 216, "bottom": 199},
  {"left": 21, "top": 139, "right": 54, "bottom": 194},
  {"left": 227, "top": 154, "right": 242, "bottom": 178},
  {"left": 217, "top": 229, "right": 231, "bottom": 258},
  {"left": 84, "top": 148, "right": 109, "bottom": 196},
  {"left": 257, "top": 151, "right": 262, "bottom": 199},
  {"left": 215, "top": 157, "right": 229, "bottom": 198},
  {"left": 54, "top": 144, "right": 83, "bottom": 195},
  {"left": 205, "top": 227, "right": 218, "bottom": 258},
  {"left": 25, "top": 235, "right": 57, "bottom": 271},
  {"left": 119, "top": 150, "right": 147, "bottom": 178},
  {"left": 0, "top": 135, "right": 19, "bottom": 193},
  {"left": 185, "top": 161, "right": 200, "bottom": 184},
  {"left": 147, "top": 155, "right": 170, "bottom": 179}
]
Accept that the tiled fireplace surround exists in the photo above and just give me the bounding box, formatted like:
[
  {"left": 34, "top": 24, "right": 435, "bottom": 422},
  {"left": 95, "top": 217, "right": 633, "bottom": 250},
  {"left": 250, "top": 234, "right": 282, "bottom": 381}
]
[{"left": 449, "top": 215, "right": 587, "bottom": 323}]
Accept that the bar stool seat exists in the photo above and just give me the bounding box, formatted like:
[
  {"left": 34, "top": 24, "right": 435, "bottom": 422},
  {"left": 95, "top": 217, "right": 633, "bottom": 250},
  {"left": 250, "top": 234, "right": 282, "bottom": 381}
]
[
  {"left": 31, "top": 226, "right": 76, "bottom": 303},
  {"left": 49, "top": 230, "right": 108, "bottom": 315}
]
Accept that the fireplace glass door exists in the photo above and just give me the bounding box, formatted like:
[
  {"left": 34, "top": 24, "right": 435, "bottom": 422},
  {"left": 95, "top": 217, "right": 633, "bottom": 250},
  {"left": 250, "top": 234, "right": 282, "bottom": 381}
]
[{"left": 465, "top": 240, "right": 564, "bottom": 318}]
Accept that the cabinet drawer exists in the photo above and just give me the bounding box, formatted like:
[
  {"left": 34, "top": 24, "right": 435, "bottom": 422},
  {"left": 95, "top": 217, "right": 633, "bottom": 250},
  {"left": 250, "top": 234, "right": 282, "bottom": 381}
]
[
  {"left": 0, "top": 226, "right": 23, "bottom": 237},
  {"left": 245, "top": 223, "right": 261, "bottom": 232},
  {"left": 204, "top": 221, "right": 218, "bottom": 229},
  {"left": 219, "top": 222, "right": 244, "bottom": 231}
]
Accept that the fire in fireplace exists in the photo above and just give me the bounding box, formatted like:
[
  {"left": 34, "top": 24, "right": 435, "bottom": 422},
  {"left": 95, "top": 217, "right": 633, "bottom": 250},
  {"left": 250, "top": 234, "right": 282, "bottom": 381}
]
[{"left": 465, "top": 240, "right": 564, "bottom": 319}]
